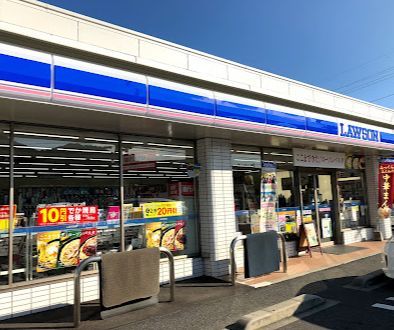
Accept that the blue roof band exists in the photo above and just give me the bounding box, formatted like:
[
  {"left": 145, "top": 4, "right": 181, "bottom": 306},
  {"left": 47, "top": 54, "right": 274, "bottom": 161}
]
[
  {"left": 216, "top": 100, "right": 266, "bottom": 123},
  {"left": 54, "top": 66, "right": 147, "bottom": 104},
  {"left": 0, "top": 53, "right": 50, "bottom": 88},
  {"left": 266, "top": 109, "right": 306, "bottom": 130},
  {"left": 149, "top": 85, "right": 215, "bottom": 116}
]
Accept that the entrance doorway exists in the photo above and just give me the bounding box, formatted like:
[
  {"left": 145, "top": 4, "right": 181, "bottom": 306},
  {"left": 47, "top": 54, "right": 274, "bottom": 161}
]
[{"left": 299, "top": 171, "right": 336, "bottom": 243}]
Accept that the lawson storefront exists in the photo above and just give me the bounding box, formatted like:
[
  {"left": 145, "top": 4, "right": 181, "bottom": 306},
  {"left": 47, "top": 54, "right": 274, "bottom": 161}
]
[{"left": 0, "top": 38, "right": 393, "bottom": 319}]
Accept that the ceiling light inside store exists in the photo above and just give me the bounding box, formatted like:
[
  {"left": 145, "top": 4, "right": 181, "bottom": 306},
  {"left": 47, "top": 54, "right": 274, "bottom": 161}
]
[
  {"left": 69, "top": 163, "right": 109, "bottom": 167},
  {"left": 91, "top": 169, "right": 118, "bottom": 172},
  {"left": 62, "top": 175, "right": 92, "bottom": 178},
  {"left": 233, "top": 164, "right": 255, "bottom": 168},
  {"left": 85, "top": 137, "right": 118, "bottom": 143},
  {"left": 93, "top": 176, "right": 115, "bottom": 179},
  {"left": 3, "top": 131, "right": 79, "bottom": 139},
  {"left": 274, "top": 161, "right": 287, "bottom": 164},
  {"left": 15, "top": 146, "right": 52, "bottom": 150},
  {"left": 51, "top": 168, "right": 89, "bottom": 171},
  {"left": 58, "top": 148, "right": 112, "bottom": 153},
  {"left": 162, "top": 154, "right": 192, "bottom": 159},
  {"left": 157, "top": 167, "right": 179, "bottom": 170},
  {"left": 270, "top": 152, "right": 293, "bottom": 157},
  {"left": 14, "top": 167, "right": 49, "bottom": 170},
  {"left": 233, "top": 158, "right": 259, "bottom": 162},
  {"left": 122, "top": 141, "right": 144, "bottom": 145},
  {"left": 235, "top": 150, "right": 260, "bottom": 154},
  {"left": 25, "top": 175, "right": 38, "bottom": 177},
  {"left": 19, "top": 162, "right": 67, "bottom": 166},
  {"left": 37, "top": 156, "right": 87, "bottom": 161},
  {"left": 90, "top": 158, "right": 117, "bottom": 162},
  {"left": 13, "top": 171, "right": 35, "bottom": 174},
  {"left": 147, "top": 143, "right": 193, "bottom": 149}
]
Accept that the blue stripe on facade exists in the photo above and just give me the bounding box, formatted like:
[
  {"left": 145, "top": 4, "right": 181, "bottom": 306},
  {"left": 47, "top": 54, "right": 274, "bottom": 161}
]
[
  {"left": 380, "top": 132, "right": 394, "bottom": 144},
  {"left": 0, "top": 53, "right": 50, "bottom": 88},
  {"left": 149, "top": 85, "right": 215, "bottom": 116},
  {"left": 54, "top": 66, "right": 147, "bottom": 104},
  {"left": 306, "top": 117, "right": 338, "bottom": 135},
  {"left": 266, "top": 109, "right": 306, "bottom": 130},
  {"left": 215, "top": 100, "right": 266, "bottom": 123}
]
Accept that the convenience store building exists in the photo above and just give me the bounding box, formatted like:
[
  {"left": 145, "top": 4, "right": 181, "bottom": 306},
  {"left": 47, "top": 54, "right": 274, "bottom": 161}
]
[{"left": 0, "top": 0, "right": 393, "bottom": 320}]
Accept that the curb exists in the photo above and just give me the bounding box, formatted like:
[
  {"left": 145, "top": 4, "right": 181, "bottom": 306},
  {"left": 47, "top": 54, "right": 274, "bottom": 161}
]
[{"left": 233, "top": 294, "right": 325, "bottom": 330}]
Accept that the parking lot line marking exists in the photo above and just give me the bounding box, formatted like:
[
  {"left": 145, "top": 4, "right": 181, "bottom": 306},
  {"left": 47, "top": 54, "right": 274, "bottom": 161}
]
[
  {"left": 372, "top": 303, "right": 394, "bottom": 311},
  {"left": 385, "top": 297, "right": 394, "bottom": 301}
]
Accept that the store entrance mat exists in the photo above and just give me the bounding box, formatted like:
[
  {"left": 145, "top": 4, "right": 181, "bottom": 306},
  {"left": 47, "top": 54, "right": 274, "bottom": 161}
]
[{"left": 322, "top": 245, "right": 366, "bottom": 255}]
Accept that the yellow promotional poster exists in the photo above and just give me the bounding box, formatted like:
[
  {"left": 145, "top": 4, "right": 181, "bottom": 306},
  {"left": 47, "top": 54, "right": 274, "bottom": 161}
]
[
  {"left": 0, "top": 205, "right": 17, "bottom": 231},
  {"left": 146, "top": 222, "right": 162, "bottom": 247},
  {"left": 142, "top": 201, "right": 183, "bottom": 218},
  {"left": 37, "top": 231, "right": 61, "bottom": 272}
]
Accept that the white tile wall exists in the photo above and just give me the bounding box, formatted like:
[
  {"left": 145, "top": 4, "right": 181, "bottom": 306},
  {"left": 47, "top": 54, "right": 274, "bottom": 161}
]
[
  {"left": 1, "top": 0, "right": 394, "bottom": 126},
  {"left": 365, "top": 155, "right": 379, "bottom": 228},
  {"left": 0, "top": 257, "right": 202, "bottom": 320},
  {"left": 342, "top": 228, "right": 374, "bottom": 245},
  {"left": 197, "top": 138, "right": 237, "bottom": 277}
]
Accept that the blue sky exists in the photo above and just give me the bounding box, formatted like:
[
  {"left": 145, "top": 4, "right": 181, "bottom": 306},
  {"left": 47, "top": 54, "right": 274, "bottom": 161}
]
[{"left": 41, "top": 0, "right": 394, "bottom": 108}]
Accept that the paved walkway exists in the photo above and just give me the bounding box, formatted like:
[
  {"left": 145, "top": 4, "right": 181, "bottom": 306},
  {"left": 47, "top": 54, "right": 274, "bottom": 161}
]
[
  {"left": 0, "top": 240, "right": 386, "bottom": 330},
  {"left": 237, "top": 240, "right": 385, "bottom": 287}
]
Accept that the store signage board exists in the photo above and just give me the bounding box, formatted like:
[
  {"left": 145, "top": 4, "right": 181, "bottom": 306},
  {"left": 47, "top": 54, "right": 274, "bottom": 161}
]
[
  {"left": 123, "top": 154, "right": 156, "bottom": 171},
  {"left": 293, "top": 148, "right": 345, "bottom": 169},
  {"left": 0, "top": 205, "right": 16, "bottom": 231},
  {"left": 142, "top": 201, "right": 183, "bottom": 218},
  {"left": 338, "top": 122, "right": 380, "bottom": 142},
  {"left": 37, "top": 206, "right": 98, "bottom": 226}
]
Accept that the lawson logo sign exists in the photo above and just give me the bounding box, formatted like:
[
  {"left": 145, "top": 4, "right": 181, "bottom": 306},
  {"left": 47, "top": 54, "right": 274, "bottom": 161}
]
[{"left": 339, "top": 122, "right": 380, "bottom": 142}]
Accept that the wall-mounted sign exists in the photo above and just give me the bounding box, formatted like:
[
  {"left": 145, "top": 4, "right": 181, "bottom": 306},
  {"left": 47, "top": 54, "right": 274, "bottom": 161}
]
[
  {"left": 339, "top": 122, "right": 379, "bottom": 142},
  {"left": 293, "top": 148, "right": 345, "bottom": 169},
  {"left": 37, "top": 206, "right": 98, "bottom": 225}
]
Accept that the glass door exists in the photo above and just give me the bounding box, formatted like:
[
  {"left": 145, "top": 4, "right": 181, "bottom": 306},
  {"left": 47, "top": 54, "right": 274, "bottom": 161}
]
[{"left": 300, "top": 171, "right": 335, "bottom": 243}]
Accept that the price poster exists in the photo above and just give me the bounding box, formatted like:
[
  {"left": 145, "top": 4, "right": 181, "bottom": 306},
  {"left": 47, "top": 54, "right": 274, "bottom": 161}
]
[
  {"left": 37, "top": 205, "right": 98, "bottom": 225},
  {"left": 0, "top": 205, "right": 16, "bottom": 231},
  {"left": 37, "top": 228, "right": 97, "bottom": 273},
  {"left": 260, "top": 161, "right": 277, "bottom": 232},
  {"left": 142, "top": 201, "right": 183, "bottom": 219}
]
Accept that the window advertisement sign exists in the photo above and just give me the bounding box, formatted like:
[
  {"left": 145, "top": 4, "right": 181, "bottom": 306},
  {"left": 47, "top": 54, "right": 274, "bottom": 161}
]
[
  {"left": 293, "top": 148, "right": 345, "bottom": 169},
  {"left": 146, "top": 220, "right": 186, "bottom": 251},
  {"left": 321, "top": 217, "right": 332, "bottom": 239},
  {"left": 0, "top": 205, "right": 16, "bottom": 231},
  {"left": 142, "top": 201, "right": 183, "bottom": 218},
  {"left": 260, "top": 161, "right": 277, "bottom": 232},
  {"left": 277, "top": 209, "right": 297, "bottom": 233},
  {"left": 378, "top": 161, "right": 394, "bottom": 210},
  {"left": 37, "top": 228, "right": 97, "bottom": 272},
  {"left": 37, "top": 205, "right": 98, "bottom": 225}
]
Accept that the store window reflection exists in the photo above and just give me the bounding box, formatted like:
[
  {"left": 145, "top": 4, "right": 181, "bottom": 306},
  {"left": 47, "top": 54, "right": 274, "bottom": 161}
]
[
  {"left": 12, "top": 125, "right": 119, "bottom": 282},
  {"left": 338, "top": 170, "right": 368, "bottom": 228},
  {"left": 122, "top": 136, "right": 198, "bottom": 256},
  {"left": 0, "top": 124, "right": 10, "bottom": 285}
]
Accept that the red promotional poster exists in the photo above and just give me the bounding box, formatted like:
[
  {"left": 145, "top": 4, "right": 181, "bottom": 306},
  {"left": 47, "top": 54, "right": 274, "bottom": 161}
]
[
  {"left": 378, "top": 162, "right": 394, "bottom": 208},
  {"left": 79, "top": 228, "right": 97, "bottom": 261},
  {"left": 37, "top": 206, "right": 98, "bottom": 226}
]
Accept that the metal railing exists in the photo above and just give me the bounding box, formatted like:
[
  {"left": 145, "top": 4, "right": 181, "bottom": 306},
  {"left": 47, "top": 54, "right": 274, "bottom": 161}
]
[
  {"left": 73, "top": 247, "right": 175, "bottom": 328},
  {"left": 229, "top": 233, "right": 287, "bottom": 286}
]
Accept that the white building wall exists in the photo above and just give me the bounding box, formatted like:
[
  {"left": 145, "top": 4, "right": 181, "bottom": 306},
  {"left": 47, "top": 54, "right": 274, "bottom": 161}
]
[
  {"left": 197, "top": 138, "right": 237, "bottom": 277},
  {"left": 1, "top": 0, "right": 394, "bottom": 127},
  {"left": 0, "top": 257, "right": 203, "bottom": 320}
]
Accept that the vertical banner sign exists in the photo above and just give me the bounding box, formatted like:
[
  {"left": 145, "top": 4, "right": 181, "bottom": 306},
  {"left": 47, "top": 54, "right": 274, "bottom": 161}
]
[
  {"left": 379, "top": 162, "right": 394, "bottom": 208},
  {"left": 260, "top": 161, "right": 277, "bottom": 232}
]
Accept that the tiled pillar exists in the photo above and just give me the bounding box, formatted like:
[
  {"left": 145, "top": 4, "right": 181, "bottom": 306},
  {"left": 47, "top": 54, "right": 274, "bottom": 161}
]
[
  {"left": 197, "top": 138, "right": 237, "bottom": 277},
  {"left": 365, "top": 155, "right": 379, "bottom": 228}
]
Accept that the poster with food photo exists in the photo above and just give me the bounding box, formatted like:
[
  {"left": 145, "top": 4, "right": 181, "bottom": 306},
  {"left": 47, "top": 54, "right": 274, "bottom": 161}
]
[
  {"left": 37, "top": 231, "right": 61, "bottom": 273},
  {"left": 146, "top": 222, "right": 162, "bottom": 248},
  {"left": 79, "top": 228, "right": 97, "bottom": 261},
  {"left": 161, "top": 222, "right": 176, "bottom": 250},
  {"left": 58, "top": 230, "right": 81, "bottom": 268},
  {"left": 174, "top": 220, "right": 186, "bottom": 251}
]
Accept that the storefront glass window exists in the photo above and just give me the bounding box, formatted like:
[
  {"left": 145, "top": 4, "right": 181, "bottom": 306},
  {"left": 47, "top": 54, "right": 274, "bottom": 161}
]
[
  {"left": 0, "top": 124, "right": 10, "bottom": 286},
  {"left": 232, "top": 146, "right": 261, "bottom": 233},
  {"left": 122, "top": 136, "right": 198, "bottom": 256},
  {"left": 338, "top": 170, "right": 368, "bottom": 229},
  {"left": 13, "top": 125, "right": 120, "bottom": 282}
]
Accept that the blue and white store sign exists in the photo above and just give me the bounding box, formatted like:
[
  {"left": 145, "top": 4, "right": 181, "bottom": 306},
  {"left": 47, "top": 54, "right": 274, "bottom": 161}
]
[
  {"left": 1, "top": 42, "right": 394, "bottom": 150},
  {"left": 339, "top": 122, "right": 379, "bottom": 142}
]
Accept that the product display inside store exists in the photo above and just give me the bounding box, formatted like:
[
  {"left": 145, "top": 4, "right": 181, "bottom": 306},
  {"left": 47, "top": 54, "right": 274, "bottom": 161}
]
[
  {"left": 232, "top": 145, "right": 369, "bottom": 245},
  {"left": 0, "top": 125, "right": 198, "bottom": 285}
]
